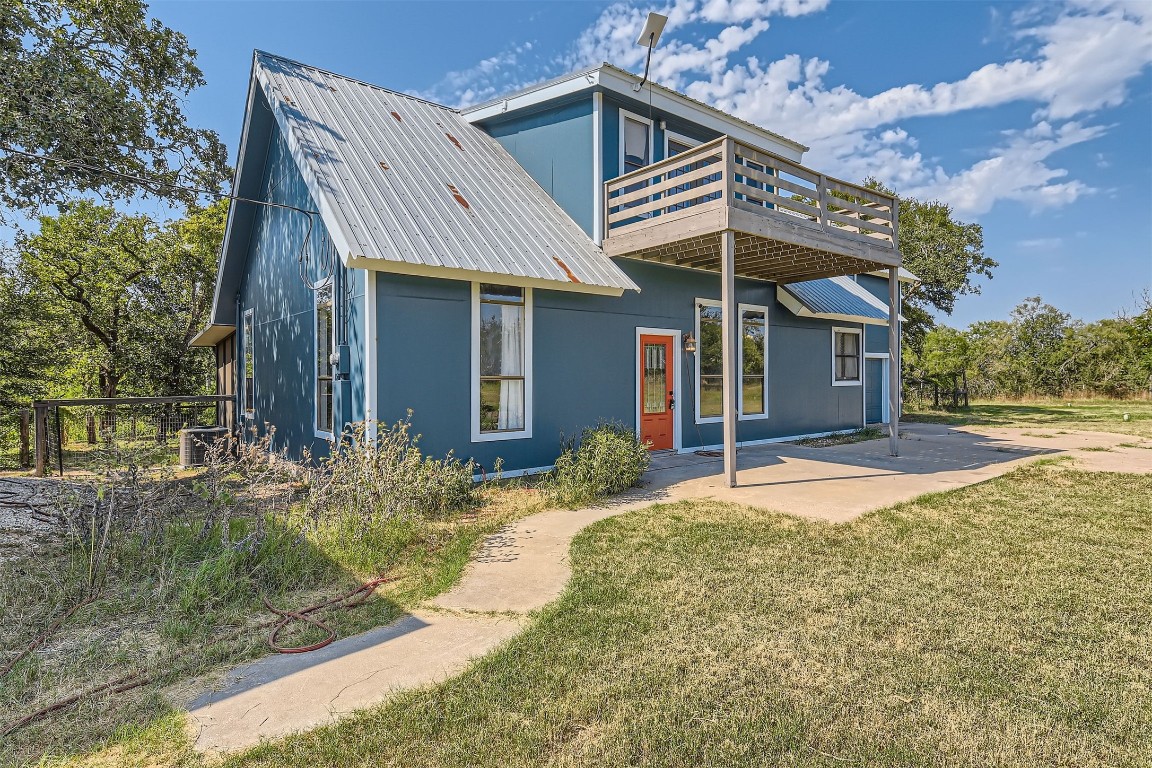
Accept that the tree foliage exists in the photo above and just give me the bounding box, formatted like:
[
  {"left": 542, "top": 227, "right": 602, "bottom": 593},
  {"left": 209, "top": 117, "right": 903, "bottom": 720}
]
[
  {"left": 11, "top": 200, "right": 225, "bottom": 399},
  {"left": 911, "top": 296, "right": 1152, "bottom": 401},
  {"left": 865, "top": 179, "right": 997, "bottom": 351},
  {"left": 0, "top": 0, "right": 228, "bottom": 212}
]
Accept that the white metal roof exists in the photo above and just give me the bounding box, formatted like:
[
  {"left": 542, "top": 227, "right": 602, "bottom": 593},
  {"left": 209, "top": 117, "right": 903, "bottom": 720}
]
[{"left": 253, "top": 52, "right": 639, "bottom": 296}]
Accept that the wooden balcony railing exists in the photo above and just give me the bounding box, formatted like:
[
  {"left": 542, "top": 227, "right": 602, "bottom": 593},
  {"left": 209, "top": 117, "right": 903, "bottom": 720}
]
[{"left": 604, "top": 136, "right": 898, "bottom": 253}]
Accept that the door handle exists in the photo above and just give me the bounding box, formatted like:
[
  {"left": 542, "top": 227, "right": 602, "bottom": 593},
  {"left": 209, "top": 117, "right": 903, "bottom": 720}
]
[{"left": 668, "top": 392, "right": 675, "bottom": 411}]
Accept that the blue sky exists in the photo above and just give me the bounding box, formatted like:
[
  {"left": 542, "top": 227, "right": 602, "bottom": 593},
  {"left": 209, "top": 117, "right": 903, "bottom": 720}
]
[{"left": 64, "top": 1, "right": 1152, "bottom": 326}]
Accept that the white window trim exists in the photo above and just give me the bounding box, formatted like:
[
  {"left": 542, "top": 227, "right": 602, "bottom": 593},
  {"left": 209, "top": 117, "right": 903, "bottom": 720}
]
[
  {"left": 664, "top": 129, "right": 699, "bottom": 158},
  {"left": 242, "top": 308, "right": 255, "bottom": 418},
  {"left": 470, "top": 282, "right": 533, "bottom": 443},
  {"left": 694, "top": 298, "right": 770, "bottom": 424},
  {"left": 863, "top": 352, "right": 891, "bottom": 425},
  {"left": 831, "top": 326, "right": 863, "bottom": 387},
  {"left": 314, "top": 278, "right": 335, "bottom": 440},
  {"left": 592, "top": 92, "right": 604, "bottom": 245},
  {"left": 635, "top": 327, "right": 682, "bottom": 452},
  {"left": 619, "top": 108, "right": 654, "bottom": 177}
]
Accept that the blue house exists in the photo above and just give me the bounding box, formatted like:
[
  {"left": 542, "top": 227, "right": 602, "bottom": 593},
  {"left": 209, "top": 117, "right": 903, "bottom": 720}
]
[{"left": 193, "top": 52, "right": 913, "bottom": 485}]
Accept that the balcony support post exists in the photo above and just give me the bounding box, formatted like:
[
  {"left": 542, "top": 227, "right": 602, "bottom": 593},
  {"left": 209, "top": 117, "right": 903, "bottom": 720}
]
[
  {"left": 721, "top": 228, "right": 738, "bottom": 487},
  {"left": 888, "top": 265, "right": 901, "bottom": 457}
]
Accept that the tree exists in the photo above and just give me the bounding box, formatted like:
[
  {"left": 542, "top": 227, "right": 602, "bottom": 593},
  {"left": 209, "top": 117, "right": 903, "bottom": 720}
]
[
  {"left": 1006, "top": 297, "right": 1072, "bottom": 396},
  {"left": 0, "top": 0, "right": 228, "bottom": 213},
  {"left": 864, "top": 180, "right": 997, "bottom": 352},
  {"left": 130, "top": 199, "right": 226, "bottom": 396},
  {"left": 14, "top": 200, "right": 220, "bottom": 399},
  {"left": 0, "top": 257, "right": 71, "bottom": 404}
]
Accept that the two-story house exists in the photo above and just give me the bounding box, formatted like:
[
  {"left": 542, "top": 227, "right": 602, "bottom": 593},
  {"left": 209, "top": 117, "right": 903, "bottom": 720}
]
[{"left": 193, "top": 52, "right": 911, "bottom": 485}]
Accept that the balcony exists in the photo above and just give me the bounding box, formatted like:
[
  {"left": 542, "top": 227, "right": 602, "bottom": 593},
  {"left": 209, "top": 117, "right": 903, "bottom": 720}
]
[{"left": 602, "top": 136, "right": 900, "bottom": 283}]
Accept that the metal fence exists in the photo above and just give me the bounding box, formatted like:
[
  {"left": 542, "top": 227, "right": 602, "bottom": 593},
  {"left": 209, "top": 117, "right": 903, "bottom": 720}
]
[{"left": 21, "top": 396, "right": 233, "bottom": 476}]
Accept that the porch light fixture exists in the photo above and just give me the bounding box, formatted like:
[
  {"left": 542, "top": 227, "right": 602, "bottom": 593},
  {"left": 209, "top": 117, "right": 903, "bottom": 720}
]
[
  {"left": 683, "top": 333, "right": 697, "bottom": 355},
  {"left": 633, "top": 11, "right": 668, "bottom": 92}
]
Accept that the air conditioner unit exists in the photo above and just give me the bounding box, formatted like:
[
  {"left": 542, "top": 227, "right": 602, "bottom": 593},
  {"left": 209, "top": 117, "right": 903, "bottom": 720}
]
[{"left": 179, "top": 426, "right": 230, "bottom": 468}]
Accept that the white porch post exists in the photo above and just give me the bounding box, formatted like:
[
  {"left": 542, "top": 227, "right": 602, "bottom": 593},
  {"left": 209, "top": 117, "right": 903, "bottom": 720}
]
[
  {"left": 888, "top": 266, "right": 901, "bottom": 457},
  {"left": 721, "top": 229, "right": 738, "bottom": 487}
]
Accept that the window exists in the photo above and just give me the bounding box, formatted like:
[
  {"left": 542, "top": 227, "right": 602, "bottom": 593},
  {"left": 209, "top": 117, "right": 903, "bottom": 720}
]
[
  {"left": 242, "top": 309, "right": 255, "bottom": 416},
  {"left": 621, "top": 112, "right": 651, "bottom": 175},
  {"left": 833, "top": 328, "right": 862, "bottom": 385},
  {"left": 315, "top": 281, "right": 334, "bottom": 436},
  {"left": 473, "top": 284, "right": 531, "bottom": 441},
  {"left": 618, "top": 111, "right": 653, "bottom": 217},
  {"left": 666, "top": 130, "right": 722, "bottom": 211},
  {"left": 741, "top": 310, "right": 767, "bottom": 416},
  {"left": 697, "top": 304, "right": 723, "bottom": 419},
  {"left": 694, "top": 301, "right": 769, "bottom": 422}
]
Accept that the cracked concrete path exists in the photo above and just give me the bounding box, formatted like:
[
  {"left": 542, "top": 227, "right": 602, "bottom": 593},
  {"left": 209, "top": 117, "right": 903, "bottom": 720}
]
[{"left": 185, "top": 422, "right": 1149, "bottom": 754}]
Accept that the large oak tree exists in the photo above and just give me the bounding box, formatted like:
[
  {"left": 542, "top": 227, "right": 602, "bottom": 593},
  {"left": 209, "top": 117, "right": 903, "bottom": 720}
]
[{"left": 0, "top": 0, "right": 228, "bottom": 213}]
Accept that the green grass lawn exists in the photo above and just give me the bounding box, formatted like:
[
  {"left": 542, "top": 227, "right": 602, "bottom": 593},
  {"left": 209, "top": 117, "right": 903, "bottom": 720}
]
[
  {"left": 53, "top": 461, "right": 1149, "bottom": 768},
  {"left": 905, "top": 398, "right": 1152, "bottom": 438}
]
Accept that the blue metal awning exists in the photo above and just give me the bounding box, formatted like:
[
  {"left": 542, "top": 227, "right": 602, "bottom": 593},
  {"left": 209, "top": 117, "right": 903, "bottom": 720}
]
[{"left": 778, "top": 276, "right": 897, "bottom": 325}]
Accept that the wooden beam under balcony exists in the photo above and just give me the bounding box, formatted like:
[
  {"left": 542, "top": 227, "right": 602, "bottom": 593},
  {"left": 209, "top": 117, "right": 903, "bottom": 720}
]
[{"left": 602, "top": 137, "right": 901, "bottom": 284}]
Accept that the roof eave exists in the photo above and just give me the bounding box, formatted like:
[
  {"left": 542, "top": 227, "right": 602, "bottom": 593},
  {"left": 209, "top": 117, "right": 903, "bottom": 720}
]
[{"left": 345, "top": 256, "right": 637, "bottom": 296}]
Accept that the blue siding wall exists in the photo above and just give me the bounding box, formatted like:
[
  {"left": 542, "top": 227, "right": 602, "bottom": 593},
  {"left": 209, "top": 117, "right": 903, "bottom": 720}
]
[
  {"left": 372, "top": 260, "right": 865, "bottom": 473},
  {"left": 477, "top": 92, "right": 725, "bottom": 235},
  {"left": 857, "top": 274, "right": 896, "bottom": 354},
  {"left": 237, "top": 126, "right": 357, "bottom": 458},
  {"left": 483, "top": 99, "right": 596, "bottom": 236}
]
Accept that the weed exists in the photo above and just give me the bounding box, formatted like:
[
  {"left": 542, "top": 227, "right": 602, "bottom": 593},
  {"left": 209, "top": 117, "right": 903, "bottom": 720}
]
[{"left": 543, "top": 423, "right": 649, "bottom": 507}]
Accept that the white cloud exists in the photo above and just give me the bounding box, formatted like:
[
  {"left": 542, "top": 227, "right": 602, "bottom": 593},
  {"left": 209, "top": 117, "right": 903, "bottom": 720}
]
[
  {"left": 1017, "top": 237, "right": 1065, "bottom": 249},
  {"left": 423, "top": 0, "right": 1150, "bottom": 216}
]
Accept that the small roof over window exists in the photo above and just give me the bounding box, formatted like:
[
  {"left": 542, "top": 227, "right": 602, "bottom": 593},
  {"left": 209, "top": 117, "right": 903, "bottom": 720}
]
[{"left": 777, "top": 276, "right": 903, "bottom": 325}]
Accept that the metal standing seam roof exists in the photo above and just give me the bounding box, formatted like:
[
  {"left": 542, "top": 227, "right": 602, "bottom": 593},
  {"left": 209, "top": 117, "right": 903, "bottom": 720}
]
[
  {"left": 253, "top": 52, "right": 639, "bottom": 295},
  {"left": 779, "top": 276, "right": 902, "bottom": 325}
]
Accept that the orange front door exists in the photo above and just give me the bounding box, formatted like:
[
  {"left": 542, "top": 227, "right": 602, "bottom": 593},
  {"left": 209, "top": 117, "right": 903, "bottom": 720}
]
[{"left": 639, "top": 335, "right": 675, "bottom": 450}]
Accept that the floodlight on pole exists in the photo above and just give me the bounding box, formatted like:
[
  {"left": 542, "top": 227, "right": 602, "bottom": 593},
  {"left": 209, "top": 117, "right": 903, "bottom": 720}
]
[{"left": 633, "top": 11, "right": 668, "bottom": 92}]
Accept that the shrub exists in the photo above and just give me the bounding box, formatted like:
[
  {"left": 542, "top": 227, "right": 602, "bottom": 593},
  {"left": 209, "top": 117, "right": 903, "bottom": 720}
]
[
  {"left": 303, "top": 416, "right": 476, "bottom": 538},
  {"left": 545, "top": 422, "right": 650, "bottom": 507}
]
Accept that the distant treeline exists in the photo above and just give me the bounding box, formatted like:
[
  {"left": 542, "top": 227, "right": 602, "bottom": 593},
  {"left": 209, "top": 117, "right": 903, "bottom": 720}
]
[{"left": 908, "top": 296, "right": 1152, "bottom": 401}]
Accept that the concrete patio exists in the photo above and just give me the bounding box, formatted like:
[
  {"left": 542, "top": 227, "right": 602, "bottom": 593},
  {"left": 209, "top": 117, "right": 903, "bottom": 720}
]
[{"left": 185, "top": 423, "right": 1149, "bottom": 754}]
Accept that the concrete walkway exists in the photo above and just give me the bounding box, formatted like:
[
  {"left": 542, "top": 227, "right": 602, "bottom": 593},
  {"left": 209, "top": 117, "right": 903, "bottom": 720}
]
[{"left": 185, "top": 424, "right": 1149, "bottom": 753}]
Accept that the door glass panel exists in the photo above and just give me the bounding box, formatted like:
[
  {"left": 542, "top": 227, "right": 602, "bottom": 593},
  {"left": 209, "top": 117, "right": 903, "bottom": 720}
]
[{"left": 643, "top": 343, "right": 667, "bottom": 414}]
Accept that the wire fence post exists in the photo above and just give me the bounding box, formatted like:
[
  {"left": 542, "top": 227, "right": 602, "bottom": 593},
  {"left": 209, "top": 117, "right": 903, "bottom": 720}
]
[
  {"left": 19, "top": 408, "right": 31, "bottom": 468},
  {"left": 33, "top": 404, "right": 48, "bottom": 477}
]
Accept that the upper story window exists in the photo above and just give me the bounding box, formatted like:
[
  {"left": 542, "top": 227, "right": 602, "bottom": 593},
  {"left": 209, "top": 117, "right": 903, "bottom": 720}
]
[
  {"left": 694, "top": 301, "right": 769, "bottom": 422},
  {"left": 666, "top": 130, "right": 722, "bottom": 210},
  {"left": 621, "top": 111, "right": 652, "bottom": 175},
  {"left": 832, "top": 327, "right": 862, "bottom": 386},
  {"left": 473, "top": 283, "right": 532, "bottom": 441},
  {"left": 242, "top": 309, "right": 255, "bottom": 416},
  {"left": 315, "top": 281, "right": 334, "bottom": 437}
]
